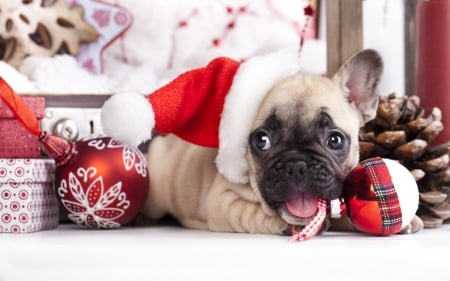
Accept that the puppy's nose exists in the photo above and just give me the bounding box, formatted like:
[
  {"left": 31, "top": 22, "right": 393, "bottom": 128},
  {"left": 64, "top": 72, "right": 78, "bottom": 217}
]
[{"left": 285, "top": 161, "right": 307, "bottom": 179}]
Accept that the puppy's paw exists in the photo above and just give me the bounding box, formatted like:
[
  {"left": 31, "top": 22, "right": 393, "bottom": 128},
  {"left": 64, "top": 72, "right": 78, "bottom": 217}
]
[{"left": 399, "top": 215, "right": 424, "bottom": 234}]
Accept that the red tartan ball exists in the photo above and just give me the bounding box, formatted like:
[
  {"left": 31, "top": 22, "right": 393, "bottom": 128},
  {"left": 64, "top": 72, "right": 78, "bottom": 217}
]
[
  {"left": 55, "top": 137, "right": 149, "bottom": 229},
  {"left": 343, "top": 157, "right": 419, "bottom": 235}
]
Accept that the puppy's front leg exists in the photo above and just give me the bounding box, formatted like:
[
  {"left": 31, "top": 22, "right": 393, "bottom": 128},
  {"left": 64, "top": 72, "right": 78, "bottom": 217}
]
[{"left": 205, "top": 183, "right": 288, "bottom": 234}]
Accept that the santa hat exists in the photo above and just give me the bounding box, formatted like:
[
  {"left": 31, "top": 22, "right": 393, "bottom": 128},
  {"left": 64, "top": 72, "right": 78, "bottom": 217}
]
[{"left": 101, "top": 50, "right": 300, "bottom": 183}]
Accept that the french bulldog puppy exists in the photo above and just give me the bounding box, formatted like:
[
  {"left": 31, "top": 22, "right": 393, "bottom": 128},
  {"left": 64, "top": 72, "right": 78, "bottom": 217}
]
[{"left": 140, "top": 49, "right": 421, "bottom": 235}]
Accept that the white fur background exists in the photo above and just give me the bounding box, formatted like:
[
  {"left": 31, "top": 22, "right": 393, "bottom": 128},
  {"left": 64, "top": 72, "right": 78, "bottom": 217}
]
[{"left": 0, "top": 0, "right": 327, "bottom": 95}]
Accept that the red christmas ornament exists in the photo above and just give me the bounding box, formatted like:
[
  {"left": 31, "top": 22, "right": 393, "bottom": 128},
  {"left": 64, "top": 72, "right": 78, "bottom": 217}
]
[
  {"left": 40, "top": 133, "right": 149, "bottom": 228},
  {"left": 0, "top": 78, "right": 149, "bottom": 229}
]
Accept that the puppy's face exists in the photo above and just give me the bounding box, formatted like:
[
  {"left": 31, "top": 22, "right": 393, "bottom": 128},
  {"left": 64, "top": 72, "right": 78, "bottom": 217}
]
[{"left": 247, "top": 50, "right": 383, "bottom": 225}]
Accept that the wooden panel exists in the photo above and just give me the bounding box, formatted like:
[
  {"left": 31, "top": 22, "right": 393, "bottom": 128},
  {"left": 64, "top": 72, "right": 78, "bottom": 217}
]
[
  {"left": 326, "top": 0, "right": 341, "bottom": 78},
  {"left": 326, "top": 0, "right": 362, "bottom": 77}
]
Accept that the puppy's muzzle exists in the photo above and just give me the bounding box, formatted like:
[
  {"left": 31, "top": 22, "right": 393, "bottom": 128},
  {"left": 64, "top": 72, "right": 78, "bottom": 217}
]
[
  {"left": 285, "top": 160, "right": 308, "bottom": 186},
  {"left": 277, "top": 158, "right": 339, "bottom": 200}
]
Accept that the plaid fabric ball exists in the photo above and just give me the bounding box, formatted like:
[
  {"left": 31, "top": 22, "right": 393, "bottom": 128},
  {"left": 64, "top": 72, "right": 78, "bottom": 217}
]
[{"left": 344, "top": 157, "right": 419, "bottom": 235}]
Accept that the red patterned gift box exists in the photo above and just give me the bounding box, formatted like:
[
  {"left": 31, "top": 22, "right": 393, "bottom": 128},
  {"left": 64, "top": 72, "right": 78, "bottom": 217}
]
[
  {"left": 0, "top": 96, "right": 45, "bottom": 158},
  {"left": 0, "top": 159, "right": 59, "bottom": 233}
]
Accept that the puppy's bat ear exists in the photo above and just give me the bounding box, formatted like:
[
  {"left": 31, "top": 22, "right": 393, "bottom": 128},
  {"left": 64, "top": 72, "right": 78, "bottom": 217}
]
[{"left": 333, "top": 49, "right": 383, "bottom": 125}]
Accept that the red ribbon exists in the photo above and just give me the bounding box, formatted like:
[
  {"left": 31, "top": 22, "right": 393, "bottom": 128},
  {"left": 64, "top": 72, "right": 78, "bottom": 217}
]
[{"left": 0, "top": 77, "right": 41, "bottom": 136}]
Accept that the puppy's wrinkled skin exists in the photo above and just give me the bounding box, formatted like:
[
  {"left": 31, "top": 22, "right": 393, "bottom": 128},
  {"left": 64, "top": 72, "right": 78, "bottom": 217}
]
[
  {"left": 140, "top": 50, "right": 420, "bottom": 235},
  {"left": 144, "top": 134, "right": 287, "bottom": 233}
]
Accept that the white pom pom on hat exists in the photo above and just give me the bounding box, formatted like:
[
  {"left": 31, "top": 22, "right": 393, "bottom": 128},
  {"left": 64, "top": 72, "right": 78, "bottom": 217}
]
[
  {"left": 101, "top": 50, "right": 300, "bottom": 183},
  {"left": 101, "top": 91, "right": 154, "bottom": 147}
]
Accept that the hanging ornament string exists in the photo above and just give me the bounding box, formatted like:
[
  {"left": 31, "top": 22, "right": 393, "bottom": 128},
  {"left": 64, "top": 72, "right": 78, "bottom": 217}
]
[
  {"left": 289, "top": 198, "right": 328, "bottom": 241},
  {"left": 266, "top": 0, "right": 315, "bottom": 54},
  {"left": 299, "top": 3, "right": 315, "bottom": 52},
  {"left": 0, "top": 77, "right": 40, "bottom": 136}
]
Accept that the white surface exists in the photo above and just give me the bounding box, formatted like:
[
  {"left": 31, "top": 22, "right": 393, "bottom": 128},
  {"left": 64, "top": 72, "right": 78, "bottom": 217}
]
[{"left": 0, "top": 223, "right": 449, "bottom": 281}]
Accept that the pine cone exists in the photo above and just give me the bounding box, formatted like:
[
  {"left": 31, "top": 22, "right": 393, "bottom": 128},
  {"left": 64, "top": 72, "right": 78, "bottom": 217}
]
[{"left": 359, "top": 93, "right": 450, "bottom": 228}]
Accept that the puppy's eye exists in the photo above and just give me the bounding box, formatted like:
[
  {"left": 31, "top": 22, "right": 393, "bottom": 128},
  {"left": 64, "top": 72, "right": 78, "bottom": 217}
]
[
  {"left": 253, "top": 130, "right": 271, "bottom": 151},
  {"left": 326, "top": 131, "right": 346, "bottom": 150}
]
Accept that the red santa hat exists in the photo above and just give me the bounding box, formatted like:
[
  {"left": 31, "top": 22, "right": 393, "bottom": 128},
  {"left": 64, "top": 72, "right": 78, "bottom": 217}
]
[{"left": 101, "top": 50, "right": 300, "bottom": 183}]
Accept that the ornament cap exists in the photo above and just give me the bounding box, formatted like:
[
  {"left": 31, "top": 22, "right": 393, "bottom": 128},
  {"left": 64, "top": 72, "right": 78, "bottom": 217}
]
[{"left": 39, "top": 131, "right": 77, "bottom": 167}]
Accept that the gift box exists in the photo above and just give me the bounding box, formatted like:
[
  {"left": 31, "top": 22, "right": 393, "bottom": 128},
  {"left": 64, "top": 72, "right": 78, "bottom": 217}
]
[
  {"left": 0, "top": 158, "right": 59, "bottom": 233},
  {"left": 0, "top": 96, "right": 45, "bottom": 158}
]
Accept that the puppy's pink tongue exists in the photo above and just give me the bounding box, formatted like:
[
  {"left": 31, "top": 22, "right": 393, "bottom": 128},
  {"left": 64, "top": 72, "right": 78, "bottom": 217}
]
[{"left": 286, "top": 192, "right": 318, "bottom": 217}]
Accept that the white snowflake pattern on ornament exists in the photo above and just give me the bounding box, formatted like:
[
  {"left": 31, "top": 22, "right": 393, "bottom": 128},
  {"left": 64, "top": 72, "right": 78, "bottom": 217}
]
[
  {"left": 86, "top": 138, "right": 148, "bottom": 177},
  {"left": 122, "top": 146, "right": 148, "bottom": 177},
  {"left": 58, "top": 167, "right": 130, "bottom": 229}
]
